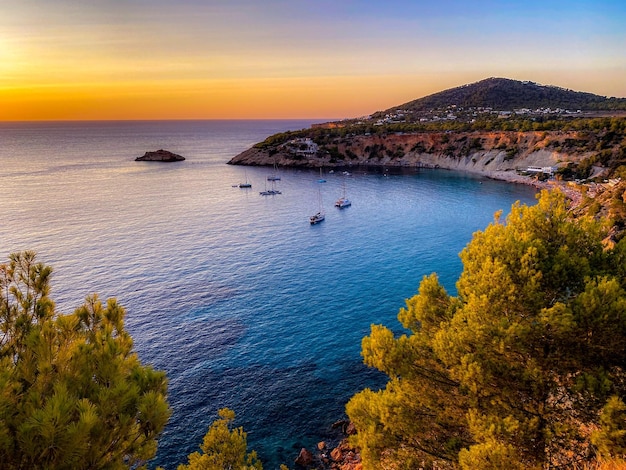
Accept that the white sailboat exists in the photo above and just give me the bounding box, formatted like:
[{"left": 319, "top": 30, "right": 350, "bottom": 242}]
[
  {"left": 309, "top": 188, "right": 325, "bottom": 224},
  {"left": 335, "top": 180, "right": 351, "bottom": 208},
  {"left": 267, "top": 160, "right": 281, "bottom": 181},
  {"left": 260, "top": 178, "right": 281, "bottom": 195}
]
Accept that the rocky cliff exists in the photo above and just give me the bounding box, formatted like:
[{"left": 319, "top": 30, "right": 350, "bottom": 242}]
[{"left": 228, "top": 130, "right": 595, "bottom": 178}]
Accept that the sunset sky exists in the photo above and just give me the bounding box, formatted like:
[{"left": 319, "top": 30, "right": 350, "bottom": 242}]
[{"left": 1, "top": 0, "right": 625, "bottom": 121}]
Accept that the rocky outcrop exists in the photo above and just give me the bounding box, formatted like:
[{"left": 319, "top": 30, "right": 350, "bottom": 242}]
[
  {"left": 227, "top": 130, "right": 593, "bottom": 178},
  {"left": 135, "top": 149, "right": 185, "bottom": 162},
  {"left": 295, "top": 448, "right": 315, "bottom": 467},
  {"left": 293, "top": 421, "right": 361, "bottom": 470},
  {"left": 293, "top": 438, "right": 361, "bottom": 470}
]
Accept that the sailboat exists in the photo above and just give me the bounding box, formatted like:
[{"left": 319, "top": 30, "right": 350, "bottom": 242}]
[
  {"left": 317, "top": 167, "right": 326, "bottom": 183},
  {"left": 267, "top": 160, "right": 281, "bottom": 181},
  {"left": 310, "top": 188, "right": 325, "bottom": 224},
  {"left": 335, "top": 180, "right": 351, "bottom": 208},
  {"left": 260, "top": 178, "right": 281, "bottom": 195},
  {"left": 237, "top": 170, "right": 252, "bottom": 188}
]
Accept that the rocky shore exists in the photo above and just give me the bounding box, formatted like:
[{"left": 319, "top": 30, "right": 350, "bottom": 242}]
[
  {"left": 294, "top": 421, "right": 361, "bottom": 470},
  {"left": 227, "top": 130, "right": 605, "bottom": 191},
  {"left": 228, "top": 130, "right": 591, "bottom": 171},
  {"left": 228, "top": 129, "right": 594, "bottom": 205}
]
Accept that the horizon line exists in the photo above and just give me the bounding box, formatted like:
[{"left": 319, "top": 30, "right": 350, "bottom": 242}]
[{"left": 0, "top": 117, "right": 342, "bottom": 123}]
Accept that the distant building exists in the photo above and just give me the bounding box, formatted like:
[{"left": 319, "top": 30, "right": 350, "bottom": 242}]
[
  {"left": 526, "top": 166, "right": 557, "bottom": 176},
  {"left": 285, "top": 138, "right": 318, "bottom": 156}
]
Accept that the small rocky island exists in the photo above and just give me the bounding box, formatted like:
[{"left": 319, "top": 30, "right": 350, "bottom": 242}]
[{"left": 135, "top": 149, "right": 185, "bottom": 162}]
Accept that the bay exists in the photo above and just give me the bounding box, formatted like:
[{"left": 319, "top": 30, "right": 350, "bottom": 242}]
[{"left": 0, "top": 120, "right": 538, "bottom": 468}]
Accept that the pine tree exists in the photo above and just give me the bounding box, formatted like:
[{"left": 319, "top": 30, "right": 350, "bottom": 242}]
[
  {"left": 347, "top": 190, "right": 626, "bottom": 469},
  {"left": 0, "top": 251, "right": 171, "bottom": 469},
  {"left": 177, "top": 408, "right": 262, "bottom": 470}
]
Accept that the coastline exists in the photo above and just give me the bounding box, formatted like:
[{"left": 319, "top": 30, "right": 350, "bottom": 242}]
[{"left": 480, "top": 169, "right": 583, "bottom": 206}]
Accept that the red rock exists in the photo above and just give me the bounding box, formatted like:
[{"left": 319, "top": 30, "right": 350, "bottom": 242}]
[
  {"left": 330, "top": 447, "right": 343, "bottom": 461},
  {"left": 345, "top": 421, "right": 357, "bottom": 435},
  {"left": 295, "top": 447, "right": 314, "bottom": 467}
]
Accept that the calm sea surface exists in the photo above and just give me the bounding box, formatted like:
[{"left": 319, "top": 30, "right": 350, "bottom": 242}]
[{"left": 0, "top": 120, "right": 538, "bottom": 468}]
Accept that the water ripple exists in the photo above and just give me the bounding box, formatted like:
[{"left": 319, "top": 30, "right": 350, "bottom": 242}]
[{"left": 0, "top": 121, "right": 538, "bottom": 469}]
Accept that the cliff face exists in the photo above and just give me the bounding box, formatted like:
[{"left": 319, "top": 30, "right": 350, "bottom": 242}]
[{"left": 228, "top": 130, "right": 592, "bottom": 176}]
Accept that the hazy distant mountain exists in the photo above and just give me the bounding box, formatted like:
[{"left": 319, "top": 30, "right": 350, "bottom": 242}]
[{"left": 388, "top": 77, "right": 626, "bottom": 113}]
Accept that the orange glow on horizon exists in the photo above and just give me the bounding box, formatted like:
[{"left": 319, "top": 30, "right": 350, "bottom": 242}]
[
  {"left": 2, "top": 71, "right": 625, "bottom": 122},
  {"left": 0, "top": 75, "right": 441, "bottom": 121}
]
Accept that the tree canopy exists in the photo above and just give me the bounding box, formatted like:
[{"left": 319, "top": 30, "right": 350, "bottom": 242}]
[
  {"left": 0, "top": 251, "right": 171, "bottom": 469},
  {"left": 177, "top": 408, "right": 262, "bottom": 470},
  {"left": 346, "top": 190, "right": 626, "bottom": 469}
]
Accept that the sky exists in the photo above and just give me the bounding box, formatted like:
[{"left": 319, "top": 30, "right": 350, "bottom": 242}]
[{"left": 1, "top": 0, "right": 625, "bottom": 120}]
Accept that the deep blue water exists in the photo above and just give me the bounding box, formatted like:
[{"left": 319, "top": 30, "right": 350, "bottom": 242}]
[{"left": 0, "top": 120, "right": 538, "bottom": 469}]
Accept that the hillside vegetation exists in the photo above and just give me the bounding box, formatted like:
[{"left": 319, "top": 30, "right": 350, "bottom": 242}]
[
  {"left": 230, "top": 79, "right": 626, "bottom": 203},
  {"left": 389, "top": 77, "right": 626, "bottom": 116},
  {"left": 230, "top": 116, "right": 626, "bottom": 183}
]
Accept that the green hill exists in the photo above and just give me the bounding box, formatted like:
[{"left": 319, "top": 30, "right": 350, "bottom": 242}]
[{"left": 388, "top": 77, "right": 626, "bottom": 114}]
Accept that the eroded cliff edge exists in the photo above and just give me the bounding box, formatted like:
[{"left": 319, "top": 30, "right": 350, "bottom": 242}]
[{"left": 228, "top": 130, "right": 600, "bottom": 181}]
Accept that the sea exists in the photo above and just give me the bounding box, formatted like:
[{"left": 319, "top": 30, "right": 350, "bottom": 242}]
[{"left": 0, "top": 120, "right": 538, "bottom": 469}]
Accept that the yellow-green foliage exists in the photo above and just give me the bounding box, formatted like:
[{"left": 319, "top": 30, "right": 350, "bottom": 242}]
[
  {"left": 592, "top": 397, "right": 626, "bottom": 458},
  {"left": 0, "top": 251, "right": 171, "bottom": 469},
  {"left": 178, "top": 408, "right": 262, "bottom": 470},
  {"left": 347, "top": 190, "right": 626, "bottom": 469}
]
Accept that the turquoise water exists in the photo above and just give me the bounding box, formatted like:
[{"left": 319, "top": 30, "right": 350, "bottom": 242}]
[{"left": 0, "top": 120, "right": 538, "bottom": 468}]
